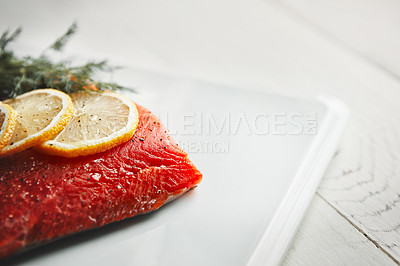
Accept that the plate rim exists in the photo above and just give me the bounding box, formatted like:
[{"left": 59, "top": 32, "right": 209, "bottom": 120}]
[{"left": 247, "top": 95, "right": 350, "bottom": 266}]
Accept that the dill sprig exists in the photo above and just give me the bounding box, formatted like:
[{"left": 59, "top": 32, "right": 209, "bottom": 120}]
[{"left": 0, "top": 23, "right": 133, "bottom": 100}]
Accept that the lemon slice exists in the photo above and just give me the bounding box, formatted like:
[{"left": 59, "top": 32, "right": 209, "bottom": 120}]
[
  {"left": 0, "top": 103, "right": 17, "bottom": 150},
  {"left": 0, "top": 89, "right": 74, "bottom": 157},
  {"left": 39, "top": 91, "right": 139, "bottom": 157}
]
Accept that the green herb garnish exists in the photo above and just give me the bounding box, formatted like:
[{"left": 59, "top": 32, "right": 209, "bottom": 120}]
[{"left": 0, "top": 23, "right": 133, "bottom": 100}]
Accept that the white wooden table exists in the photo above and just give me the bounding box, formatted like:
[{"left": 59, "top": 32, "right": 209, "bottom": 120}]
[{"left": 1, "top": 0, "right": 400, "bottom": 264}]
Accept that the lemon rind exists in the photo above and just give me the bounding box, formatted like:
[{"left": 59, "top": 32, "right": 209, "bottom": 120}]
[
  {"left": 0, "top": 89, "right": 74, "bottom": 157},
  {"left": 0, "top": 103, "right": 17, "bottom": 149},
  {"left": 38, "top": 92, "right": 139, "bottom": 158}
]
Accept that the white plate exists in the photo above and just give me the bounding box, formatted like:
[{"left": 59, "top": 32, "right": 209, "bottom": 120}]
[{"left": 5, "top": 69, "right": 349, "bottom": 266}]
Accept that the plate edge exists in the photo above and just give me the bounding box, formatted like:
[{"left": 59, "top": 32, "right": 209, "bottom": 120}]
[{"left": 246, "top": 95, "right": 350, "bottom": 266}]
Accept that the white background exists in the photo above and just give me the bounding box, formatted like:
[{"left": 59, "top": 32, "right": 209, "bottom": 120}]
[{"left": 1, "top": 0, "right": 400, "bottom": 264}]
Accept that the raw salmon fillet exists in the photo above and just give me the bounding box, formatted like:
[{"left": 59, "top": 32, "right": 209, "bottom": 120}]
[{"left": 0, "top": 104, "right": 202, "bottom": 259}]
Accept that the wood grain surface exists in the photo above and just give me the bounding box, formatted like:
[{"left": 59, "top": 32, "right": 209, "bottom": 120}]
[{"left": 283, "top": 195, "right": 395, "bottom": 265}]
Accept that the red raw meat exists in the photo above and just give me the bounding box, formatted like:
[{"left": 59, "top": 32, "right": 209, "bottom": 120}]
[{"left": 0, "top": 104, "right": 202, "bottom": 259}]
